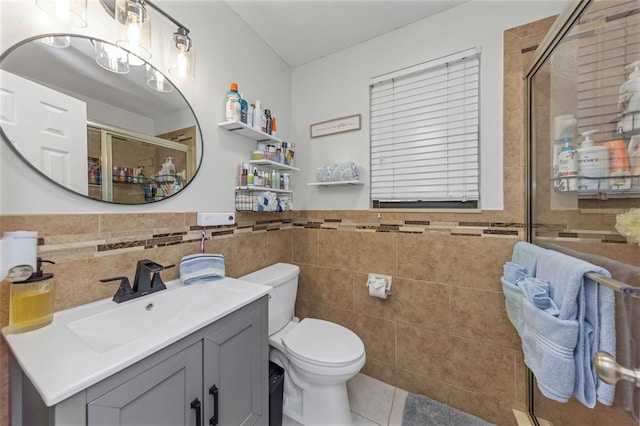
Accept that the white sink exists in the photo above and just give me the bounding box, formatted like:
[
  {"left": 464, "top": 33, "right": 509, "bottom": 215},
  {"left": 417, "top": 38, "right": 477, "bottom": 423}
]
[
  {"left": 2, "top": 277, "right": 270, "bottom": 406},
  {"left": 67, "top": 283, "right": 197, "bottom": 353}
]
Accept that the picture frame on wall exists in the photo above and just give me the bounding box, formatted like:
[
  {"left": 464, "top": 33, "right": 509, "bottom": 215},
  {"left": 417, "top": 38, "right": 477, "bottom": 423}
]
[{"left": 310, "top": 114, "right": 361, "bottom": 138}]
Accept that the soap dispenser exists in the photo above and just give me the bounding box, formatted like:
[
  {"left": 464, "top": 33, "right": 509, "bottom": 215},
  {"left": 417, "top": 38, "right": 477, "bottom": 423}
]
[
  {"left": 7, "top": 258, "right": 55, "bottom": 334},
  {"left": 577, "top": 130, "right": 609, "bottom": 192},
  {"left": 556, "top": 137, "right": 578, "bottom": 191},
  {"left": 618, "top": 60, "right": 640, "bottom": 133}
]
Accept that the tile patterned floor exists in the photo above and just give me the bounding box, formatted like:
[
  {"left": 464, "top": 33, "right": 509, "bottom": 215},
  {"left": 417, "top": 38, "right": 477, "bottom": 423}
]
[
  {"left": 282, "top": 373, "right": 407, "bottom": 426},
  {"left": 347, "top": 374, "right": 408, "bottom": 426}
]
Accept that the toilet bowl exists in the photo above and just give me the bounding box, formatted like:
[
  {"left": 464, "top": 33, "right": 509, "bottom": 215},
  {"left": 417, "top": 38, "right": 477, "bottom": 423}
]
[{"left": 240, "top": 263, "right": 366, "bottom": 426}]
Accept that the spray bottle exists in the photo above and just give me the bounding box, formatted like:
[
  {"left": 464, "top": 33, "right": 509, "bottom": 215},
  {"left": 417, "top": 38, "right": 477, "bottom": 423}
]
[{"left": 556, "top": 137, "right": 578, "bottom": 191}]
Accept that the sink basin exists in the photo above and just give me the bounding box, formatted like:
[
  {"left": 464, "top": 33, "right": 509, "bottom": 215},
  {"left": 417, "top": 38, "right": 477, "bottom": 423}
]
[
  {"left": 67, "top": 283, "right": 198, "bottom": 353},
  {"left": 66, "top": 280, "right": 248, "bottom": 353}
]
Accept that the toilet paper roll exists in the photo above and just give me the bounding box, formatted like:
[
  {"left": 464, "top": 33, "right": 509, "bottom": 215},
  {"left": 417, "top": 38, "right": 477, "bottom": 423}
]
[{"left": 368, "top": 277, "right": 388, "bottom": 299}]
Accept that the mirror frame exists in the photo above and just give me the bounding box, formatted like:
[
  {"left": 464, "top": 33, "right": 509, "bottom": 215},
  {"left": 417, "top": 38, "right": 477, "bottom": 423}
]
[{"left": 0, "top": 33, "right": 203, "bottom": 205}]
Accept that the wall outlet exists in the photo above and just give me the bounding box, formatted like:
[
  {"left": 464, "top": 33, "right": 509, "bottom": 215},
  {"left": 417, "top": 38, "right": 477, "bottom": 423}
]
[{"left": 197, "top": 212, "right": 235, "bottom": 226}]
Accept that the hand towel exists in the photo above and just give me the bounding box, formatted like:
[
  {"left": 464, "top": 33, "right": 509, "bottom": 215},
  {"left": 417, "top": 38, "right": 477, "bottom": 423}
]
[
  {"left": 521, "top": 296, "right": 579, "bottom": 402},
  {"left": 536, "top": 250, "right": 615, "bottom": 408},
  {"left": 519, "top": 277, "right": 560, "bottom": 316},
  {"left": 511, "top": 241, "right": 547, "bottom": 277},
  {"left": 179, "top": 253, "right": 225, "bottom": 285},
  {"left": 501, "top": 262, "right": 528, "bottom": 335}
]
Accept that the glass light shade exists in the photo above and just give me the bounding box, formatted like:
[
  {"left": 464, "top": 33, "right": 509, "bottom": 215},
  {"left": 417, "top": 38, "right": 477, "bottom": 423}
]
[
  {"left": 35, "top": 0, "right": 87, "bottom": 27},
  {"left": 128, "top": 54, "right": 145, "bottom": 67},
  {"left": 94, "top": 41, "right": 130, "bottom": 74},
  {"left": 146, "top": 65, "right": 174, "bottom": 93},
  {"left": 168, "top": 41, "right": 195, "bottom": 82},
  {"left": 40, "top": 35, "right": 71, "bottom": 48},
  {"left": 115, "top": 0, "right": 152, "bottom": 60}
]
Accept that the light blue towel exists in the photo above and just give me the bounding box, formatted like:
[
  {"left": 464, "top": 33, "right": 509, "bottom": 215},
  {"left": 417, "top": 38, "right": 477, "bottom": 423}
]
[
  {"left": 512, "top": 241, "right": 547, "bottom": 277},
  {"left": 519, "top": 277, "right": 560, "bottom": 316},
  {"left": 522, "top": 296, "right": 579, "bottom": 402},
  {"left": 179, "top": 253, "right": 225, "bottom": 285},
  {"left": 536, "top": 250, "right": 616, "bottom": 408},
  {"left": 501, "top": 262, "right": 528, "bottom": 335}
]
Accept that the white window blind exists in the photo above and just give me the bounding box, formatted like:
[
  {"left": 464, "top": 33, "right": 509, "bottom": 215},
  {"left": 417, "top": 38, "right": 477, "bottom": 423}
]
[{"left": 370, "top": 47, "right": 481, "bottom": 208}]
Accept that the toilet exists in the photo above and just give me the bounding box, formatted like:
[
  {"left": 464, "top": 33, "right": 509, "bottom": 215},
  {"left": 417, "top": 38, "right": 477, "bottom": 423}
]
[{"left": 240, "top": 263, "right": 365, "bottom": 426}]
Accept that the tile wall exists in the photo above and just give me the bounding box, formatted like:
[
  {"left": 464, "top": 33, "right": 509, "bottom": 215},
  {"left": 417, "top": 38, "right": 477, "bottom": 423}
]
[{"left": 0, "top": 15, "right": 567, "bottom": 426}]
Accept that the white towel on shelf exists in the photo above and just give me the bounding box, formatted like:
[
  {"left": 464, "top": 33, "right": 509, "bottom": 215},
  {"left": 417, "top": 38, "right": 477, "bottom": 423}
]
[{"left": 179, "top": 253, "right": 225, "bottom": 285}]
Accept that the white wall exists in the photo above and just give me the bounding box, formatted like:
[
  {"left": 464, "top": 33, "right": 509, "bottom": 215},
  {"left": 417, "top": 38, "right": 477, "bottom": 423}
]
[
  {"left": 291, "top": 0, "right": 565, "bottom": 210},
  {"left": 0, "top": 0, "right": 291, "bottom": 214}
]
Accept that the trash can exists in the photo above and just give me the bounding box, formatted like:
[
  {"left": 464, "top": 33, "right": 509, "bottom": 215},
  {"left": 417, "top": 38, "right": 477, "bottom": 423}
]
[{"left": 269, "top": 361, "right": 284, "bottom": 426}]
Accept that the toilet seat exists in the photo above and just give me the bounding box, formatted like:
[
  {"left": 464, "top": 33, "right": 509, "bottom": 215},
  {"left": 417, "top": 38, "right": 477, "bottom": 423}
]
[{"left": 282, "top": 318, "right": 365, "bottom": 370}]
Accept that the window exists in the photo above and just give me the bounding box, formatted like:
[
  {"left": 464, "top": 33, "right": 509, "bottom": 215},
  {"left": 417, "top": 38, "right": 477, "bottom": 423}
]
[{"left": 369, "top": 47, "right": 481, "bottom": 209}]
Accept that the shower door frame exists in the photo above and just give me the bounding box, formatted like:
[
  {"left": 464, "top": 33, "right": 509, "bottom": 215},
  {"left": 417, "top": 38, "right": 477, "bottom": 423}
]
[{"left": 524, "top": 0, "right": 639, "bottom": 424}]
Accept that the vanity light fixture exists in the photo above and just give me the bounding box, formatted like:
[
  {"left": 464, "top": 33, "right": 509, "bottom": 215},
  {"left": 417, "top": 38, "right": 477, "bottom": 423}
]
[
  {"left": 93, "top": 41, "right": 131, "bottom": 74},
  {"left": 40, "top": 35, "right": 71, "bottom": 49},
  {"left": 115, "top": 0, "right": 152, "bottom": 60},
  {"left": 35, "top": 0, "right": 87, "bottom": 27},
  {"left": 168, "top": 27, "right": 195, "bottom": 82},
  {"left": 146, "top": 64, "right": 174, "bottom": 93}
]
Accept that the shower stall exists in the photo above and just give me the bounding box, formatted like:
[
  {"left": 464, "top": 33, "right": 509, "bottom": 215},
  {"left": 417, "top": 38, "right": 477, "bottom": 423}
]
[{"left": 525, "top": 0, "right": 640, "bottom": 424}]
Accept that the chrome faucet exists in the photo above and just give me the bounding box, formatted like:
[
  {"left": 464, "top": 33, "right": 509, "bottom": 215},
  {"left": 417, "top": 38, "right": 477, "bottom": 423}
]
[{"left": 101, "top": 259, "right": 175, "bottom": 303}]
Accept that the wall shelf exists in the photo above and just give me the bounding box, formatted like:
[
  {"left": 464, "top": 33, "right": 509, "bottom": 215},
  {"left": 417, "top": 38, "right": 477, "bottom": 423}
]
[
  {"left": 249, "top": 159, "right": 299, "bottom": 171},
  {"left": 235, "top": 185, "right": 292, "bottom": 194},
  {"left": 308, "top": 180, "right": 364, "bottom": 187},
  {"left": 218, "top": 120, "right": 282, "bottom": 144}
]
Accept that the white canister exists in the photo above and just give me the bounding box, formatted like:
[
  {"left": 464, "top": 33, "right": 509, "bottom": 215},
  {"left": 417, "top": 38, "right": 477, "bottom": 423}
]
[{"left": 1, "top": 231, "right": 38, "bottom": 281}]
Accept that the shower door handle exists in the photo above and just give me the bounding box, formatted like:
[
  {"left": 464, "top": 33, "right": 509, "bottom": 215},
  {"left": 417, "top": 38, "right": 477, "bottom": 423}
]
[{"left": 594, "top": 352, "right": 640, "bottom": 388}]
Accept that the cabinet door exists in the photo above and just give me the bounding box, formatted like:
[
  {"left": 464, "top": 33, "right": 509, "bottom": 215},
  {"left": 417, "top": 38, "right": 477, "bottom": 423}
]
[
  {"left": 203, "top": 307, "right": 266, "bottom": 426},
  {"left": 87, "top": 342, "right": 203, "bottom": 426}
]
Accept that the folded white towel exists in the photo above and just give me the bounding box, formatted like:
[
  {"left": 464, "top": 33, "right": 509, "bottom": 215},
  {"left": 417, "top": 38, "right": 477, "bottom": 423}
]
[{"left": 179, "top": 253, "right": 225, "bottom": 285}]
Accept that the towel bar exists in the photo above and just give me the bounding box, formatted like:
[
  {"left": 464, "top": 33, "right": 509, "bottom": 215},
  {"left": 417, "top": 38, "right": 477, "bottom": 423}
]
[{"left": 585, "top": 272, "right": 639, "bottom": 298}]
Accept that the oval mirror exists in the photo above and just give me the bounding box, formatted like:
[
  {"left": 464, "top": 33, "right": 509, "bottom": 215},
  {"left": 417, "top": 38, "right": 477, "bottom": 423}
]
[{"left": 0, "top": 35, "right": 202, "bottom": 204}]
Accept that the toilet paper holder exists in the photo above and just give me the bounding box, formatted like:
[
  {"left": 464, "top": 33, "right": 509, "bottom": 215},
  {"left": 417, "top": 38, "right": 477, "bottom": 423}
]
[{"left": 366, "top": 273, "right": 392, "bottom": 297}]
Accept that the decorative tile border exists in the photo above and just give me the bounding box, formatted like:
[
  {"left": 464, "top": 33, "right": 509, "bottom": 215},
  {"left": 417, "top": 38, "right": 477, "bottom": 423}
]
[{"left": 11, "top": 214, "right": 628, "bottom": 263}]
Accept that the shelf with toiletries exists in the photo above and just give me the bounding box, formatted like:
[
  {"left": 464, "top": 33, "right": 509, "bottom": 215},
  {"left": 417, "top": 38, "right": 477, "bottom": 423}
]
[
  {"left": 551, "top": 174, "right": 640, "bottom": 199},
  {"left": 249, "top": 159, "right": 299, "bottom": 171},
  {"left": 218, "top": 120, "right": 282, "bottom": 144},
  {"left": 308, "top": 180, "right": 364, "bottom": 186},
  {"left": 235, "top": 187, "right": 293, "bottom": 212}
]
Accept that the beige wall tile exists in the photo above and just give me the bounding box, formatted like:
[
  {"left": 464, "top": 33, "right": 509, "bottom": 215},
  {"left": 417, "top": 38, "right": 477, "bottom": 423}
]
[
  {"left": 99, "top": 213, "right": 186, "bottom": 232},
  {"left": 0, "top": 214, "right": 99, "bottom": 236},
  {"left": 292, "top": 228, "right": 319, "bottom": 265},
  {"left": 298, "top": 264, "right": 354, "bottom": 311},
  {"left": 318, "top": 230, "right": 397, "bottom": 276},
  {"left": 450, "top": 286, "right": 521, "bottom": 349}
]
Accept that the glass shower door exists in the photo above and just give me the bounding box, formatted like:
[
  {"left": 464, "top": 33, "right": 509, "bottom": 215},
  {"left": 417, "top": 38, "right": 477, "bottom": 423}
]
[{"left": 527, "top": 0, "right": 640, "bottom": 424}]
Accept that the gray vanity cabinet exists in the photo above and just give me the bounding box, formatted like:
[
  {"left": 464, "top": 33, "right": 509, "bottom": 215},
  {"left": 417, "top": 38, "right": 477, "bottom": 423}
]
[
  {"left": 203, "top": 306, "right": 265, "bottom": 425},
  {"left": 10, "top": 296, "right": 268, "bottom": 426},
  {"left": 87, "top": 342, "right": 203, "bottom": 426}
]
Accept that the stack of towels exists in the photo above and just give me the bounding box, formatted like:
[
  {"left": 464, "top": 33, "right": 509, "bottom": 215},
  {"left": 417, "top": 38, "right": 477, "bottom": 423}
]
[
  {"left": 179, "top": 253, "right": 225, "bottom": 285},
  {"left": 502, "top": 241, "right": 616, "bottom": 408}
]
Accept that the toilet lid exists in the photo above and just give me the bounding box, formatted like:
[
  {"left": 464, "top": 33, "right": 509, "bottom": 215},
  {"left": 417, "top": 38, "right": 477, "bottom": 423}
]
[{"left": 282, "top": 318, "right": 364, "bottom": 366}]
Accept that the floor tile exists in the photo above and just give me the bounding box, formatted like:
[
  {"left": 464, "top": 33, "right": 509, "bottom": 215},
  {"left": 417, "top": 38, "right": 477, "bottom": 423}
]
[
  {"left": 388, "top": 388, "right": 408, "bottom": 426},
  {"left": 347, "top": 373, "right": 396, "bottom": 425},
  {"left": 351, "top": 412, "right": 382, "bottom": 426}
]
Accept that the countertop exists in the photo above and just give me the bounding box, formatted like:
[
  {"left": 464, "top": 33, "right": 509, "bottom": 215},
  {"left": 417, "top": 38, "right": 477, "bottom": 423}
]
[{"left": 2, "top": 277, "right": 270, "bottom": 406}]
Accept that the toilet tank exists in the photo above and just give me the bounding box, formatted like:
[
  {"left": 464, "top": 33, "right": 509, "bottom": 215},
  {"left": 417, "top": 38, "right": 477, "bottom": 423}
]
[{"left": 239, "top": 263, "right": 299, "bottom": 336}]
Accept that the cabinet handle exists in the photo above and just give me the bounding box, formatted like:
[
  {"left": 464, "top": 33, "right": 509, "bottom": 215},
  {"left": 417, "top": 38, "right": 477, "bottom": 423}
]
[
  {"left": 191, "top": 398, "right": 202, "bottom": 426},
  {"left": 209, "top": 385, "right": 219, "bottom": 426}
]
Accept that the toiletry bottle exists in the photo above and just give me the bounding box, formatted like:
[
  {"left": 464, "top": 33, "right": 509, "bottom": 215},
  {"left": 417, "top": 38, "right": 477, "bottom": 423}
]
[
  {"left": 271, "top": 117, "right": 277, "bottom": 137},
  {"left": 237, "top": 160, "right": 243, "bottom": 186},
  {"left": 556, "top": 137, "right": 578, "bottom": 191},
  {"left": 8, "top": 258, "right": 55, "bottom": 334},
  {"left": 225, "top": 83, "right": 241, "bottom": 122},
  {"left": 603, "top": 138, "right": 632, "bottom": 191},
  {"left": 253, "top": 100, "right": 262, "bottom": 131},
  {"left": 577, "top": 130, "right": 609, "bottom": 192},
  {"left": 247, "top": 169, "right": 254, "bottom": 186},
  {"left": 618, "top": 61, "right": 640, "bottom": 133},
  {"left": 248, "top": 104, "right": 255, "bottom": 127},
  {"left": 265, "top": 109, "right": 272, "bottom": 135},
  {"left": 261, "top": 108, "right": 268, "bottom": 133},
  {"left": 629, "top": 135, "right": 640, "bottom": 188},
  {"left": 239, "top": 93, "right": 248, "bottom": 124}
]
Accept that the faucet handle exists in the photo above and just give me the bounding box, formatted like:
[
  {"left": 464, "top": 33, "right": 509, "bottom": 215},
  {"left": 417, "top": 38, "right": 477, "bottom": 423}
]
[{"left": 101, "top": 276, "right": 135, "bottom": 302}]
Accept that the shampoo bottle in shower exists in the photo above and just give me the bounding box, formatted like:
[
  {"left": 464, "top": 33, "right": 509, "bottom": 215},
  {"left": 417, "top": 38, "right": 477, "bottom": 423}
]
[
  {"left": 577, "top": 130, "right": 609, "bottom": 192},
  {"left": 603, "top": 138, "right": 631, "bottom": 191},
  {"left": 557, "top": 137, "right": 578, "bottom": 191}
]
